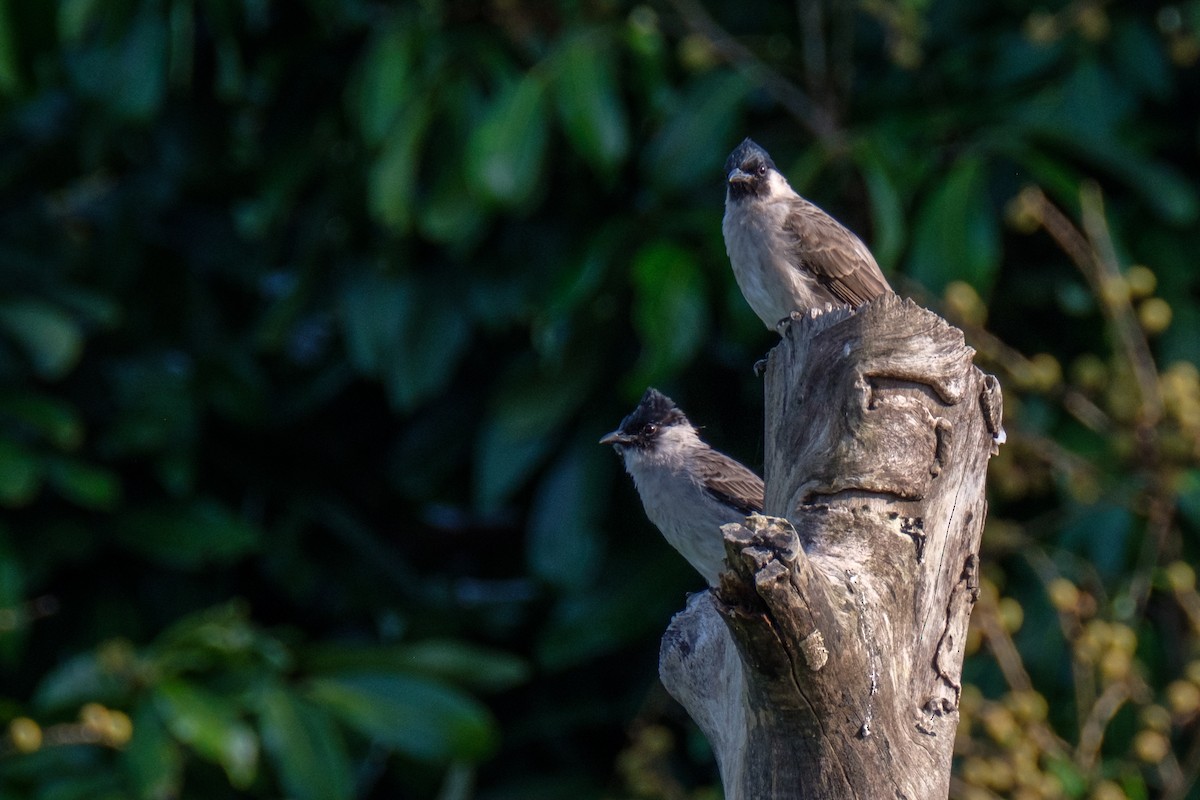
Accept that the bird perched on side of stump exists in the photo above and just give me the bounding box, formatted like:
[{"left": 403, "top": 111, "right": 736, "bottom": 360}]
[
  {"left": 721, "top": 137, "right": 893, "bottom": 330},
  {"left": 600, "top": 388, "right": 764, "bottom": 587}
]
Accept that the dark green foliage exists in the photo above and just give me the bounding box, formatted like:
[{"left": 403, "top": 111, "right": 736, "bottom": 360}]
[{"left": 0, "top": 1, "right": 1198, "bottom": 797}]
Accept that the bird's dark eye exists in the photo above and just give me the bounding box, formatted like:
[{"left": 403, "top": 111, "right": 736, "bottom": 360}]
[
  {"left": 756, "top": 164, "right": 768, "bottom": 176},
  {"left": 643, "top": 423, "right": 657, "bottom": 436}
]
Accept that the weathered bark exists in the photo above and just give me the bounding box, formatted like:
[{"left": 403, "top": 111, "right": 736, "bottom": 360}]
[{"left": 659, "top": 294, "right": 1004, "bottom": 799}]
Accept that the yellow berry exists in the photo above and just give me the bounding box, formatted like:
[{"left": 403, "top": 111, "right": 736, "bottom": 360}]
[
  {"left": 1101, "top": 275, "right": 1131, "bottom": 306},
  {"left": 1166, "top": 561, "right": 1196, "bottom": 592},
  {"left": 80, "top": 702, "right": 109, "bottom": 732},
  {"left": 1030, "top": 352, "right": 1063, "bottom": 392},
  {"left": 1126, "top": 265, "right": 1157, "bottom": 298},
  {"left": 1006, "top": 689, "right": 1049, "bottom": 723},
  {"left": 981, "top": 705, "right": 1019, "bottom": 746},
  {"left": 1048, "top": 578, "right": 1080, "bottom": 612},
  {"left": 944, "top": 280, "right": 987, "bottom": 326},
  {"left": 986, "top": 757, "right": 1015, "bottom": 791},
  {"left": 1109, "top": 624, "right": 1137, "bottom": 655},
  {"left": 1025, "top": 11, "right": 1060, "bottom": 44},
  {"left": 1075, "top": 5, "right": 1110, "bottom": 40},
  {"left": 1091, "top": 779, "right": 1126, "bottom": 800},
  {"left": 1071, "top": 354, "right": 1109, "bottom": 392},
  {"left": 998, "top": 597, "right": 1025, "bottom": 633},
  {"left": 961, "top": 756, "right": 990, "bottom": 786},
  {"left": 9, "top": 717, "right": 42, "bottom": 753},
  {"left": 1133, "top": 729, "right": 1171, "bottom": 763},
  {"left": 1139, "top": 298, "right": 1172, "bottom": 334},
  {"left": 1099, "top": 648, "right": 1131, "bottom": 682},
  {"left": 1141, "top": 704, "right": 1172, "bottom": 732},
  {"left": 104, "top": 710, "right": 133, "bottom": 747},
  {"left": 1167, "top": 679, "right": 1200, "bottom": 714}
]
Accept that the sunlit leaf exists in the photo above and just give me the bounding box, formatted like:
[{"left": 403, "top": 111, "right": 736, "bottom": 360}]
[
  {"left": 154, "top": 679, "right": 259, "bottom": 789},
  {"left": 854, "top": 141, "right": 907, "bottom": 270},
  {"left": 368, "top": 104, "right": 432, "bottom": 233},
  {"left": 629, "top": 241, "right": 707, "bottom": 387},
  {"left": 121, "top": 700, "right": 184, "bottom": 800},
  {"left": 465, "top": 72, "right": 549, "bottom": 208},
  {"left": 259, "top": 686, "right": 353, "bottom": 800},
  {"left": 642, "top": 70, "right": 751, "bottom": 190},
  {"left": 307, "top": 672, "right": 498, "bottom": 763},
  {"left": 302, "top": 641, "right": 529, "bottom": 693},
  {"left": 553, "top": 29, "right": 629, "bottom": 176},
  {"left": 907, "top": 154, "right": 1000, "bottom": 294}
]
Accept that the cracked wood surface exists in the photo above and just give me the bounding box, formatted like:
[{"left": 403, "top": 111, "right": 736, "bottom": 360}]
[{"left": 659, "top": 294, "right": 1004, "bottom": 799}]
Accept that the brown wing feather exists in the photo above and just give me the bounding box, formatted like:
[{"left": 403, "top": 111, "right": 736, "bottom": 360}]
[
  {"left": 693, "top": 448, "right": 764, "bottom": 515},
  {"left": 782, "top": 199, "right": 892, "bottom": 307}
]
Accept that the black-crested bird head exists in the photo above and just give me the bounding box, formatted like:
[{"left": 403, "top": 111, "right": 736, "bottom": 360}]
[
  {"left": 599, "top": 388, "right": 689, "bottom": 452},
  {"left": 724, "top": 137, "right": 778, "bottom": 201}
]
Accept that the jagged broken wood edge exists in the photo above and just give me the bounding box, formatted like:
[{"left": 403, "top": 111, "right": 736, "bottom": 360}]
[{"left": 660, "top": 293, "right": 1003, "bottom": 799}]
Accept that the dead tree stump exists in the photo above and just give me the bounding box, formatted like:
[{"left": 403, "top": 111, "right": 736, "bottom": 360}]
[{"left": 660, "top": 294, "right": 1004, "bottom": 799}]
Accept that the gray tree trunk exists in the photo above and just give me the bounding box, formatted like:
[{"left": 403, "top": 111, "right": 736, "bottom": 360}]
[{"left": 660, "top": 295, "right": 1004, "bottom": 799}]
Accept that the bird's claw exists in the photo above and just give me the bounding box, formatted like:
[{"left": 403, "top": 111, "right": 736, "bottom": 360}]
[{"left": 753, "top": 357, "right": 769, "bottom": 377}]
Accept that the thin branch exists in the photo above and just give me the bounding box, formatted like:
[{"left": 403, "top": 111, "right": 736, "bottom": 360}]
[
  {"left": 1075, "top": 681, "right": 1130, "bottom": 773},
  {"left": 664, "top": 0, "right": 842, "bottom": 147},
  {"left": 1031, "top": 185, "right": 1163, "bottom": 428}
]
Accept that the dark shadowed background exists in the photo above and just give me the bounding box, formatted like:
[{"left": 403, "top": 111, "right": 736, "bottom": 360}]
[{"left": 0, "top": 1, "right": 1198, "bottom": 798}]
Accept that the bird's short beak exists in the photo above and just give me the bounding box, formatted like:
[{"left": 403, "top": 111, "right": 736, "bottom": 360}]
[
  {"left": 727, "top": 168, "right": 753, "bottom": 185},
  {"left": 599, "top": 430, "right": 629, "bottom": 447}
]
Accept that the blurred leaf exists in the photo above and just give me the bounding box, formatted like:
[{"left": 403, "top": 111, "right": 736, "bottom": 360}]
[
  {"left": 0, "top": 0, "right": 20, "bottom": 95},
  {"left": 0, "top": 438, "right": 39, "bottom": 506},
  {"left": 908, "top": 154, "right": 1000, "bottom": 294},
  {"left": 115, "top": 499, "right": 261, "bottom": 568},
  {"left": 303, "top": 640, "right": 529, "bottom": 694},
  {"left": 0, "top": 530, "right": 23, "bottom": 662},
  {"left": 33, "top": 650, "right": 130, "bottom": 713},
  {"left": 259, "top": 686, "right": 353, "bottom": 800},
  {"left": 854, "top": 141, "right": 907, "bottom": 270},
  {"left": 629, "top": 241, "right": 707, "bottom": 387},
  {"left": 43, "top": 457, "right": 120, "bottom": 510},
  {"left": 0, "top": 392, "right": 83, "bottom": 449},
  {"left": 536, "top": 555, "right": 682, "bottom": 670},
  {"left": 474, "top": 357, "right": 594, "bottom": 511},
  {"left": 642, "top": 70, "right": 750, "bottom": 190},
  {"left": 368, "top": 103, "right": 432, "bottom": 233},
  {"left": 63, "top": 5, "right": 167, "bottom": 121},
  {"left": 121, "top": 700, "right": 184, "bottom": 800},
  {"left": 1177, "top": 470, "right": 1200, "bottom": 531},
  {"left": 553, "top": 30, "right": 629, "bottom": 177},
  {"left": 154, "top": 679, "right": 259, "bottom": 789},
  {"left": 466, "top": 72, "right": 549, "bottom": 208},
  {"left": 339, "top": 272, "right": 471, "bottom": 412},
  {"left": 0, "top": 299, "right": 83, "bottom": 379},
  {"left": 356, "top": 19, "right": 423, "bottom": 145},
  {"left": 307, "top": 672, "right": 498, "bottom": 763},
  {"left": 153, "top": 602, "right": 291, "bottom": 673},
  {"left": 1112, "top": 20, "right": 1172, "bottom": 102},
  {"left": 527, "top": 438, "right": 610, "bottom": 589}
]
